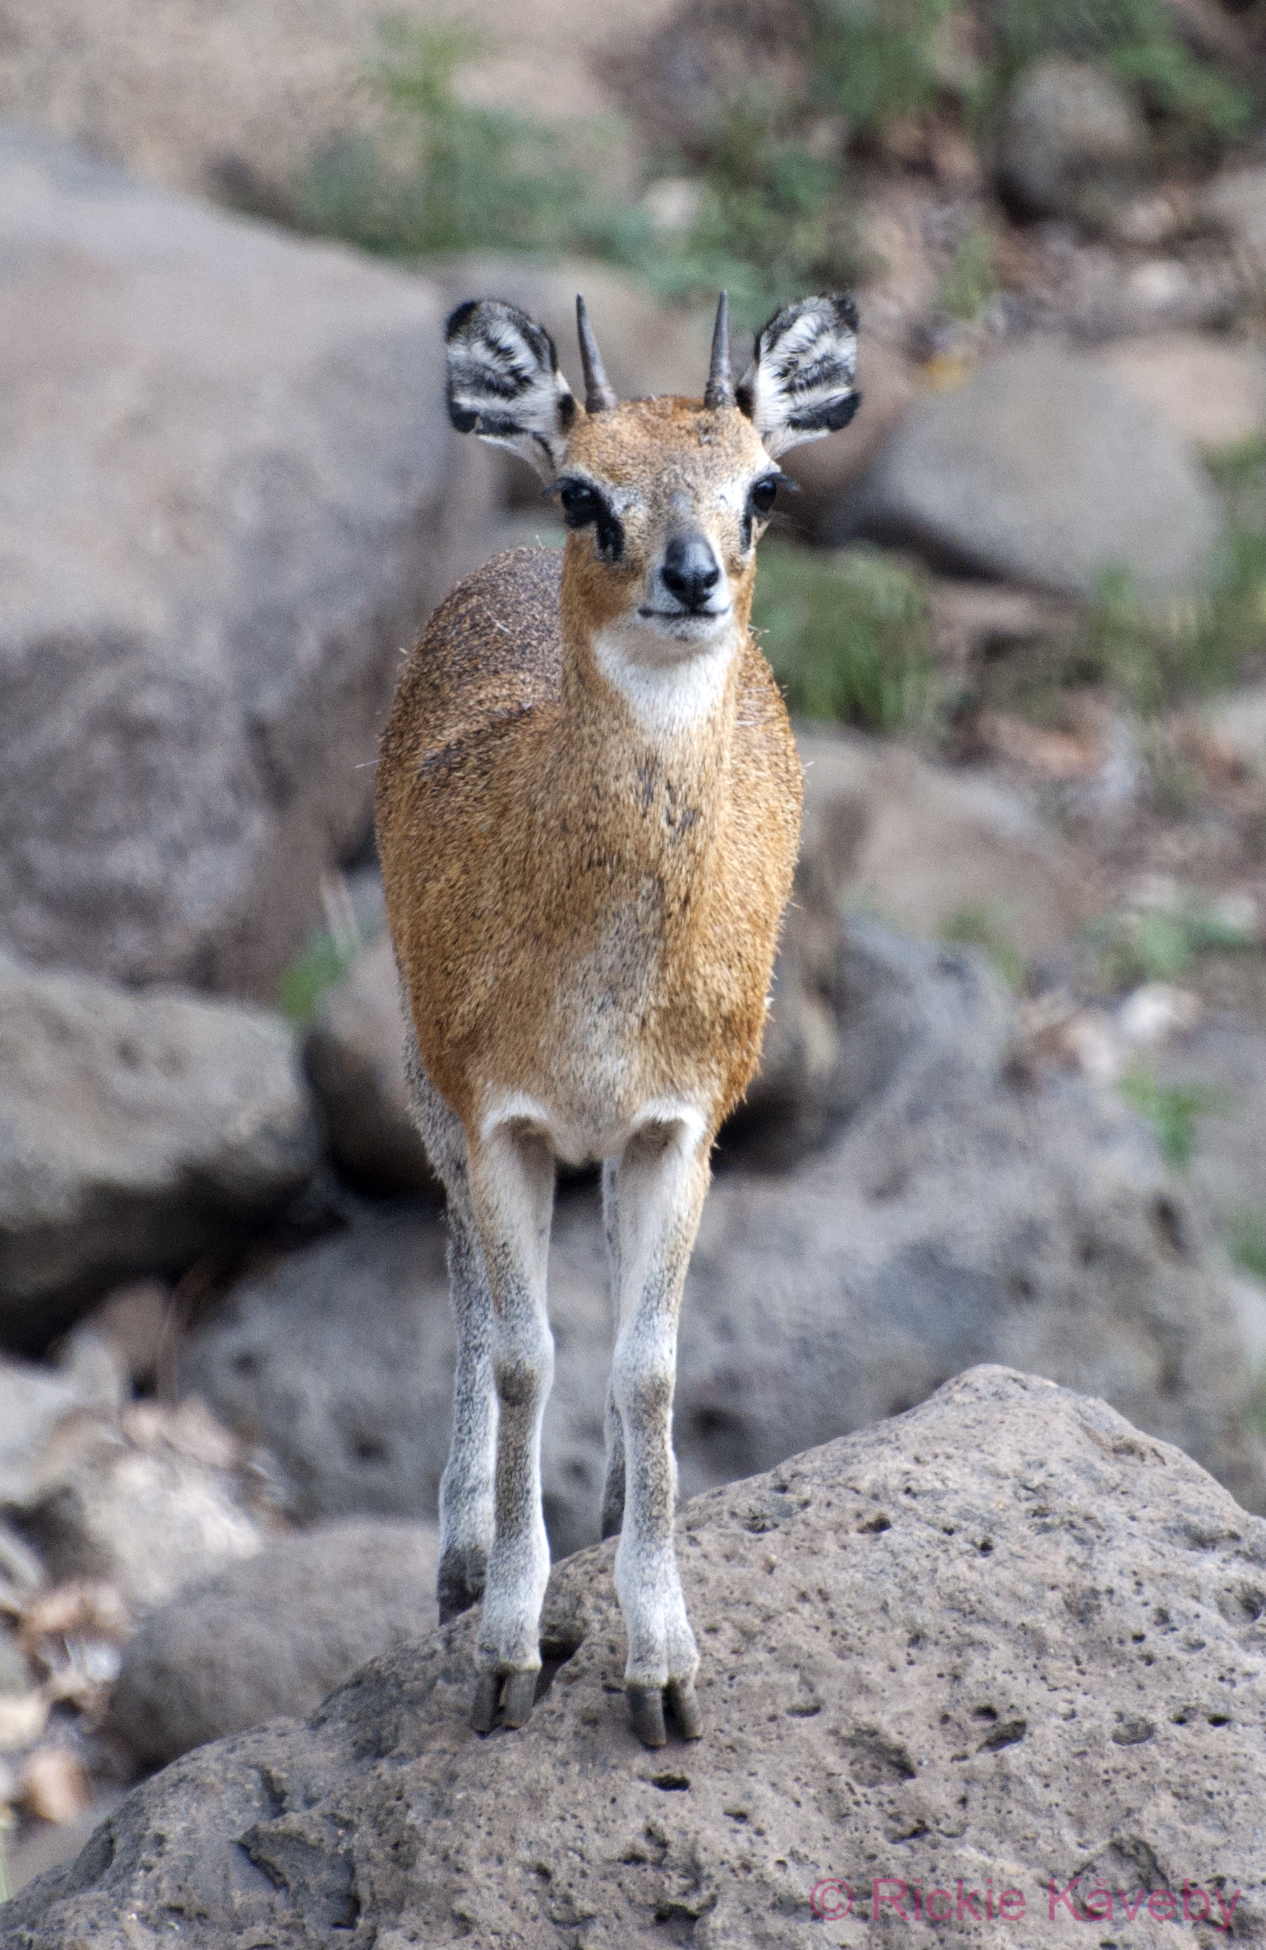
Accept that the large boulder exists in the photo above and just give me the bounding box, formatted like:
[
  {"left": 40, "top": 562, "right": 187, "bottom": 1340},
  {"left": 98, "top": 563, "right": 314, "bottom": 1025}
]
[
  {"left": 0, "top": 123, "right": 456, "bottom": 997},
  {"left": 1092, "top": 332, "right": 1266, "bottom": 454},
  {"left": 106, "top": 1519, "right": 438, "bottom": 1771},
  {"left": 8, "top": 1367, "right": 1266, "bottom": 1946},
  {"left": 0, "top": 0, "right": 662, "bottom": 205},
  {"left": 0, "top": 953, "right": 319, "bottom": 1349},
  {"left": 996, "top": 58, "right": 1145, "bottom": 222},
  {"left": 838, "top": 341, "right": 1225, "bottom": 599},
  {"left": 180, "top": 914, "right": 1266, "bottom": 1560},
  {"left": 303, "top": 937, "right": 437, "bottom": 1198}
]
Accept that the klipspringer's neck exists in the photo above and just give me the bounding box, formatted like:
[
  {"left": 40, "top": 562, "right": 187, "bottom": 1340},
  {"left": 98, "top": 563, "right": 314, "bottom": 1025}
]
[{"left": 559, "top": 598, "right": 750, "bottom": 751}]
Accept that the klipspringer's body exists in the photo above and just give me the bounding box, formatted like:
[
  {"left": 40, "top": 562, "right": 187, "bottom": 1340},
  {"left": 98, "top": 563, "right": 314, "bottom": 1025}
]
[{"left": 375, "top": 291, "right": 860, "bottom": 1746}]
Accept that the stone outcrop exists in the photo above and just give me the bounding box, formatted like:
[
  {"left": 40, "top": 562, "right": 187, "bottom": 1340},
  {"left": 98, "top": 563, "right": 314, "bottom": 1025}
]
[
  {"left": 0, "top": 123, "right": 454, "bottom": 996},
  {"left": 840, "top": 341, "right": 1225, "bottom": 599},
  {"left": 6, "top": 1367, "right": 1265, "bottom": 1946},
  {"left": 106, "top": 1519, "right": 438, "bottom": 1770},
  {"left": 0, "top": 954, "right": 319, "bottom": 1349}
]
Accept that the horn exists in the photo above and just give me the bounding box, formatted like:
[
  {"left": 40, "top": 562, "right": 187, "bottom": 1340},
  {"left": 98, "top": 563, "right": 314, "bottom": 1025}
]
[
  {"left": 576, "top": 295, "right": 618, "bottom": 413},
  {"left": 703, "top": 290, "right": 735, "bottom": 409}
]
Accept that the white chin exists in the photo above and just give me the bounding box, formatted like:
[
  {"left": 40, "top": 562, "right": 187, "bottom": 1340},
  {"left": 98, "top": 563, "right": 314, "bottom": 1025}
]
[{"left": 636, "top": 608, "right": 732, "bottom": 650}]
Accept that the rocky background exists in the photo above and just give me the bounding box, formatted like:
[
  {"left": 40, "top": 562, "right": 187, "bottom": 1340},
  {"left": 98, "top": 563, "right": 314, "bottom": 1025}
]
[{"left": 6, "top": 0, "right": 1266, "bottom": 1930}]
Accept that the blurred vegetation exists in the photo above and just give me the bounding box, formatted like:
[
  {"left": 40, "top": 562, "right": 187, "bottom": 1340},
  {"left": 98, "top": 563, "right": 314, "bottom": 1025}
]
[
  {"left": 274, "top": 1, "right": 1258, "bottom": 331},
  {"left": 752, "top": 540, "right": 937, "bottom": 731},
  {"left": 941, "top": 903, "right": 1026, "bottom": 987},
  {"left": 988, "top": 0, "right": 1255, "bottom": 151},
  {"left": 277, "top": 928, "right": 359, "bottom": 1026},
  {"left": 1118, "top": 1066, "right": 1230, "bottom": 1166},
  {"left": 1228, "top": 1204, "right": 1266, "bottom": 1282},
  {"left": 1086, "top": 894, "right": 1258, "bottom": 990}
]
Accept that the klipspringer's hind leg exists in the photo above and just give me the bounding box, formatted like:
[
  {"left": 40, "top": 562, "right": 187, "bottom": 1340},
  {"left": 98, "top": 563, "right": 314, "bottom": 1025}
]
[
  {"left": 399, "top": 1011, "right": 496, "bottom": 1625},
  {"left": 466, "top": 1121, "right": 557, "bottom": 1733},
  {"left": 599, "top": 1159, "right": 626, "bottom": 1542},
  {"left": 608, "top": 1116, "right": 711, "bottom": 1748}
]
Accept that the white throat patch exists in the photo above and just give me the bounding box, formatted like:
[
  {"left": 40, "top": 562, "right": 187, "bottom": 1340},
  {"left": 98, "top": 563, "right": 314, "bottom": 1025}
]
[{"left": 592, "top": 616, "right": 739, "bottom": 738}]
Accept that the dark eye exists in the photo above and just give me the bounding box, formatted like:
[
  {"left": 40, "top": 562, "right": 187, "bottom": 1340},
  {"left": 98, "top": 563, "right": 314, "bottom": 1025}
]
[
  {"left": 750, "top": 476, "right": 779, "bottom": 517},
  {"left": 558, "top": 480, "right": 601, "bottom": 528}
]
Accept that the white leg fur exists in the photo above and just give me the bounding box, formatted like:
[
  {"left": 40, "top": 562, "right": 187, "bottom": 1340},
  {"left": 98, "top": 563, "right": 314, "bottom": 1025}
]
[
  {"left": 466, "top": 1121, "right": 556, "bottom": 1681},
  {"left": 399, "top": 1003, "right": 499, "bottom": 1624},
  {"left": 606, "top": 1117, "right": 710, "bottom": 1695}
]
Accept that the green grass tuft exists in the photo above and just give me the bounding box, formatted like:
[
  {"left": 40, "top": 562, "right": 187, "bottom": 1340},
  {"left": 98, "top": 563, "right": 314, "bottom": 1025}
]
[
  {"left": 752, "top": 541, "right": 937, "bottom": 733},
  {"left": 941, "top": 904, "right": 1026, "bottom": 988},
  {"left": 277, "top": 930, "right": 359, "bottom": 1026},
  {"left": 1119, "top": 1066, "right": 1231, "bottom": 1168},
  {"left": 1087, "top": 893, "right": 1258, "bottom": 991},
  {"left": 1228, "top": 1206, "right": 1266, "bottom": 1284}
]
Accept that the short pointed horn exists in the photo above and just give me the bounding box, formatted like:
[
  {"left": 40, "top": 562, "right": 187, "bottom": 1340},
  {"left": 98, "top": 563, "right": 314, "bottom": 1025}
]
[
  {"left": 703, "top": 290, "right": 735, "bottom": 409},
  {"left": 576, "top": 295, "right": 618, "bottom": 413}
]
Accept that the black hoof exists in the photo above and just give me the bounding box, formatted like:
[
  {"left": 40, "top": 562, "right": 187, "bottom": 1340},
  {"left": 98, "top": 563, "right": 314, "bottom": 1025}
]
[
  {"left": 470, "top": 1667, "right": 540, "bottom": 1734},
  {"left": 471, "top": 1669, "right": 500, "bottom": 1734},
  {"left": 501, "top": 1670, "right": 538, "bottom": 1728},
  {"left": 438, "top": 1557, "right": 485, "bottom": 1625},
  {"left": 667, "top": 1676, "right": 703, "bottom": 1741},
  {"left": 627, "top": 1684, "right": 667, "bottom": 1749}
]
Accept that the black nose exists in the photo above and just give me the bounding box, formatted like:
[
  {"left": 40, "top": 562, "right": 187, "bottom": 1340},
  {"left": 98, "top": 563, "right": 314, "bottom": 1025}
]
[{"left": 661, "top": 531, "right": 722, "bottom": 612}]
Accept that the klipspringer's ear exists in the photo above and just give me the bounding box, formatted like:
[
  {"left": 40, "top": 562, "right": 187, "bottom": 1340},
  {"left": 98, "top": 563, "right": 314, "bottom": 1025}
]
[
  {"left": 736, "top": 294, "right": 860, "bottom": 459},
  {"left": 445, "top": 298, "right": 578, "bottom": 478}
]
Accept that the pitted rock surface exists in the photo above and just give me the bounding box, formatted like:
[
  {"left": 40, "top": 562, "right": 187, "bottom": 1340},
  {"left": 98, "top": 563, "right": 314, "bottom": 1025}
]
[{"left": 5, "top": 1367, "right": 1266, "bottom": 1947}]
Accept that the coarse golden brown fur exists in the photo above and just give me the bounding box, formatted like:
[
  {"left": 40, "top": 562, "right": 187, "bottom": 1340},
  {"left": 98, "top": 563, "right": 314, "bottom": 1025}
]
[{"left": 374, "top": 292, "right": 859, "bottom": 1749}]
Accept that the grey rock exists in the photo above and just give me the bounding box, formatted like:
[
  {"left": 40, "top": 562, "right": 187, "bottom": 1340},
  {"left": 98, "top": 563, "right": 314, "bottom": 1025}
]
[
  {"left": 303, "top": 937, "right": 438, "bottom": 1197},
  {"left": 1203, "top": 163, "right": 1266, "bottom": 278},
  {"left": 1092, "top": 331, "right": 1266, "bottom": 454},
  {"left": 106, "top": 1519, "right": 438, "bottom": 1770},
  {"left": 8, "top": 1367, "right": 1266, "bottom": 1946},
  {"left": 841, "top": 341, "right": 1224, "bottom": 598},
  {"left": 0, "top": 954, "right": 319, "bottom": 1346},
  {"left": 0, "top": 123, "right": 455, "bottom": 998},
  {"left": 997, "top": 57, "right": 1145, "bottom": 221},
  {"left": 178, "top": 1210, "right": 457, "bottom": 1530},
  {"left": 181, "top": 915, "right": 1266, "bottom": 1562}
]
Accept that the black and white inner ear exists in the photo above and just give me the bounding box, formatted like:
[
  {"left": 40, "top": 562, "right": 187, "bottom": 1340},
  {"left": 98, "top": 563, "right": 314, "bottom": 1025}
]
[
  {"left": 736, "top": 293, "right": 860, "bottom": 459},
  {"left": 445, "top": 298, "right": 578, "bottom": 479}
]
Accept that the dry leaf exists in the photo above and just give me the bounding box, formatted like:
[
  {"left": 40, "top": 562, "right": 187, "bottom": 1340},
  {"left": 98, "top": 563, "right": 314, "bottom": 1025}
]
[
  {"left": 19, "top": 1746, "right": 93, "bottom": 1825},
  {"left": 0, "top": 1691, "right": 47, "bottom": 1752}
]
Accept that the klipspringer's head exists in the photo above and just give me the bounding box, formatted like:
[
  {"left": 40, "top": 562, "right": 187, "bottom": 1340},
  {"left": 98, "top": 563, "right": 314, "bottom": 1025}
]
[{"left": 444, "top": 291, "right": 861, "bottom": 653}]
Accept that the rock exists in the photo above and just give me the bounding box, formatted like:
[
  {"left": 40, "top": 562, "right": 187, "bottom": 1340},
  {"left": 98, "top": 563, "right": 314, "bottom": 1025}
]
[
  {"left": 1153, "top": 1017, "right": 1266, "bottom": 1238},
  {"left": 8, "top": 1367, "right": 1266, "bottom": 1946},
  {"left": 177, "top": 1210, "right": 458, "bottom": 1530},
  {"left": 0, "top": 0, "right": 667, "bottom": 205},
  {"left": 996, "top": 57, "right": 1146, "bottom": 222},
  {"left": 1202, "top": 164, "right": 1266, "bottom": 279},
  {"left": 0, "top": 953, "right": 320, "bottom": 1348},
  {"left": 1092, "top": 332, "right": 1266, "bottom": 453},
  {"left": 0, "top": 123, "right": 456, "bottom": 997},
  {"left": 181, "top": 915, "right": 1266, "bottom": 1561},
  {"left": 2, "top": 1387, "right": 268, "bottom": 1614},
  {"left": 304, "top": 937, "right": 437, "bottom": 1197},
  {"left": 840, "top": 341, "right": 1225, "bottom": 598},
  {"left": 106, "top": 1519, "right": 439, "bottom": 1771}
]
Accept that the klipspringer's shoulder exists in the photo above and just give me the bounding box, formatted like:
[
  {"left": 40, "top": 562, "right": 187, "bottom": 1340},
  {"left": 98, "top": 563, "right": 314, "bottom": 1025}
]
[
  {"left": 735, "top": 633, "right": 803, "bottom": 801},
  {"left": 379, "top": 548, "right": 563, "bottom": 777}
]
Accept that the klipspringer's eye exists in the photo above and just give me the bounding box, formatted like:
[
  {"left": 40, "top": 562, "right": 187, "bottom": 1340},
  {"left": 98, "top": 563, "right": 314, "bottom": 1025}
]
[
  {"left": 750, "top": 476, "right": 779, "bottom": 517},
  {"left": 557, "top": 480, "right": 602, "bottom": 527}
]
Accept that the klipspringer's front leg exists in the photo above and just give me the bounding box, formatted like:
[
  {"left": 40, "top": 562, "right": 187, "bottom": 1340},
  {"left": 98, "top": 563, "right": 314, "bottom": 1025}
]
[
  {"left": 465, "top": 1121, "right": 556, "bottom": 1733},
  {"left": 599, "top": 1158, "right": 626, "bottom": 1542},
  {"left": 397, "top": 1025, "right": 497, "bottom": 1628},
  {"left": 436, "top": 1189, "right": 497, "bottom": 1624},
  {"left": 608, "top": 1114, "right": 711, "bottom": 1748}
]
